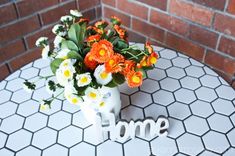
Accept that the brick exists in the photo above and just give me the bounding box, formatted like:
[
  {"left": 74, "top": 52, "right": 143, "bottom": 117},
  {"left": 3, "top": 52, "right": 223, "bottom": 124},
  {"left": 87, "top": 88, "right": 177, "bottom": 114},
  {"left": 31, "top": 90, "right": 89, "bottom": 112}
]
[
  {"left": 227, "top": 0, "right": 235, "bottom": 15},
  {"left": 218, "top": 36, "right": 235, "bottom": 57},
  {"left": 192, "top": 0, "right": 226, "bottom": 10},
  {"left": 169, "top": 0, "right": 213, "bottom": 27},
  {"left": 126, "top": 29, "right": 146, "bottom": 43},
  {"left": 0, "top": 39, "right": 25, "bottom": 64},
  {"left": 0, "top": 0, "right": 11, "bottom": 5},
  {"left": 0, "top": 16, "right": 40, "bottom": 44},
  {"left": 83, "top": 8, "right": 97, "bottom": 22},
  {"left": 205, "top": 50, "right": 235, "bottom": 75},
  {"left": 117, "top": 0, "right": 148, "bottom": 20},
  {"left": 9, "top": 48, "right": 41, "bottom": 71},
  {"left": 78, "top": 0, "right": 100, "bottom": 11},
  {"left": 214, "top": 13, "right": 235, "bottom": 37},
  {"left": 102, "top": 0, "right": 116, "bottom": 7},
  {"left": 232, "top": 80, "right": 235, "bottom": 89},
  {"left": 0, "top": 64, "right": 10, "bottom": 81},
  {"left": 165, "top": 32, "right": 205, "bottom": 61},
  {"left": 189, "top": 25, "right": 218, "bottom": 48},
  {"left": 103, "top": 7, "right": 131, "bottom": 27},
  {"left": 137, "top": 0, "right": 167, "bottom": 11},
  {"left": 16, "top": 0, "right": 58, "bottom": 17},
  {"left": 0, "top": 3, "right": 17, "bottom": 25},
  {"left": 150, "top": 9, "right": 189, "bottom": 36},
  {"left": 132, "top": 18, "right": 165, "bottom": 42},
  {"left": 214, "top": 68, "right": 233, "bottom": 84},
  {"left": 26, "top": 26, "right": 54, "bottom": 49},
  {"left": 40, "top": 1, "right": 76, "bottom": 25}
]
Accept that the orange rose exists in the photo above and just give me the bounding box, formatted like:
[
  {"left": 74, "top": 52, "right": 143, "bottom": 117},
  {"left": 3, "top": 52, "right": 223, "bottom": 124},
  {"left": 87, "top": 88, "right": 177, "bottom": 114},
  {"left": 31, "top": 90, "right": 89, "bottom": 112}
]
[
  {"left": 84, "top": 52, "right": 98, "bottom": 70},
  {"left": 114, "top": 25, "right": 126, "bottom": 39},
  {"left": 145, "top": 42, "right": 154, "bottom": 54},
  {"left": 137, "top": 56, "right": 148, "bottom": 68},
  {"left": 78, "top": 18, "right": 89, "bottom": 25},
  {"left": 122, "top": 60, "right": 136, "bottom": 76},
  {"left": 126, "top": 71, "right": 143, "bottom": 88},
  {"left": 87, "top": 34, "right": 101, "bottom": 43},
  {"left": 147, "top": 52, "right": 159, "bottom": 66},
  {"left": 90, "top": 40, "right": 114, "bottom": 63},
  {"left": 95, "top": 20, "right": 108, "bottom": 29},
  {"left": 105, "top": 53, "right": 125, "bottom": 73},
  {"left": 111, "top": 16, "right": 122, "bottom": 25}
]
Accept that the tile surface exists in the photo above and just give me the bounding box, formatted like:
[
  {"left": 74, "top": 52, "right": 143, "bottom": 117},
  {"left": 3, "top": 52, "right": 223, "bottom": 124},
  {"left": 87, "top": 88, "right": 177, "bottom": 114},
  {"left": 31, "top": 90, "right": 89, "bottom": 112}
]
[{"left": 0, "top": 44, "right": 235, "bottom": 156}]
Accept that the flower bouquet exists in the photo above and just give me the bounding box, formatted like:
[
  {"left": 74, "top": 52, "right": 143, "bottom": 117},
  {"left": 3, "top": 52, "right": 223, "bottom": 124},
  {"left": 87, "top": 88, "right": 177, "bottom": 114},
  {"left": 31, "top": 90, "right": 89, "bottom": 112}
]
[{"left": 23, "top": 10, "right": 159, "bottom": 123}]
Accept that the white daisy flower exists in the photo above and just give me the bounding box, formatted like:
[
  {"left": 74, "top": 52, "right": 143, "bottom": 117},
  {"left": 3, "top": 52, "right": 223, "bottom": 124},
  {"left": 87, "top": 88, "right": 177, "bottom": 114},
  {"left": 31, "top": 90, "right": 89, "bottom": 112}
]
[
  {"left": 56, "top": 69, "right": 69, "bottom": 86},
  {"left": 70, "top": 10, "right": 83, "bottom": 17},
  {"left": 35, "top": 37, "right": 48, "bottom": 47},
  {"left": 54, "top": 35, "right": 64, "bottom": 48},
  {"left": 52, "top": 24, "right": 66, "bottom": 36},
  {"left": 76, "top": 73, "right": 92, "bottom": 87},
  {"left": 94, "top": 65, "right": 112, "bottom": 85},
  {"left": 56, "top": 48, "right": 70, "bottom": 59},
  {"left": 67, "top": 94, "right": 83, "bottom": 105},
  {"left": 60, "top": 15, "right": 73, "bottom": 22},
  {"left": 41, "top": 45, "right": 50, "bottom": 59},
  {"left": 85, "top": 87, "right": 102, "bottom": 102},
  {"left": 55, "top": 64, "right": 75, "bottom": 86}
]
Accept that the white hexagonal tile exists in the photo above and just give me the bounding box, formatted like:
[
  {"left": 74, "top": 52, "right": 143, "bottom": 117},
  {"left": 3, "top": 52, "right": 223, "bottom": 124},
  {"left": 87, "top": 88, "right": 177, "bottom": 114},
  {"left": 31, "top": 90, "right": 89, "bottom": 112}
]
[
  {"left": 196, "top": 87, "right": 217, "bottom": 102},
  {"left": 184, "top": 116, "right": 209, "bottom": 135},
  {"left": 6, "top": 129, "right": 32, "bottom": 151},
  {"left": 97, "top": 140, "right": 123, "bottom": 156},
  {"left": 199, "top": 150, "right": 220, "bottom": 156},
  {"left": 200, "top": 75, "right": 221, "bottom": 88},
  {"left": 231, "top": 113, "right": 235, "bottom": 126},
  {"left": 40, "top": 99, "right": 62, "bottom": 115},
  {"left": 33, "top": 59, "right": 50, "bottom": 69},
  {"left": 0, "top": 101, "right": 17, "bottom": 118},
  {"left": 172, "top": 57, "right": 190, "bottom": 68},
  {"left": 0, "top": 90, "right": 12, "bottom": 104},
  {"left": 177, "top": 133, "right": 204, "bottom": 155},
  {"left": 32, "top": 127, "right": 57, "bottom": 149},
  {"left": 39, "top": 66, "right": 53, "bottom": 77},
  {"left": 131, "top": 92, "right": 152, "bottom": 108},
  {"left": 168, "top": 118, "right": 185, "bottom": 138},
  {"left": 174, "top": 88, "right": 196, "bottom": 104},
  {"left": 0, "top": 148, "right": 14, "bottom": 156},
  {"left": 160, "top": 77, "right": 180, "bottom": 92},
  {"left": 121, "top": 106, "right": 144, "bottom": 121},
  {"left": 144, "top": 104, "right": 168, "bottom": 120},
  {"left": 62, "top": 100, "right": 80, "bottom": 113},
  {"left": 140, "top": 79, "right": 160, "bottom": 93},
  {"left": 223, "top": 148, "right": 235, "bottom": 156},
  {"left": 168, "top": 102, "right": 191, "bottom": 120},
  {"left": 159, "top": 49, "right": 177, "bottom": 59},
  {"left": 5, "top": 70, "right": 21, "bottom": 81},
  {"left": 0, "top": 80, "right": 7, "bottom": 90},
  {"left": 58, "top": 125, "right": 83, "bottom": 147},
  {"left": 20, "top": 63, "right": 33, "bottom": 70},
  {"left": 6, "top": 78, "right": 25, "bottom": 92},
  {"left": 84, "top": 125, "right": 108, "bottom": 145},
  {"left": 147, "top": 68, "right": 167, "bottom": 81},
  {"left": 0, "top": 132, "right": 7, "bottom": 148},
  {"left": 20, "top": 67, "right": 39, "bottom": 79},
  {"left": 203, "top": 131, "right": 229, "bottom": 154},
  {"left": 180, "top": 77, "right": 201, "bottom": 90},
  {"left": 124, "top": 138, "right": 150, "bottom": 156},
  {"left": 212, "top": 98, "right": 235, "bottom": 116},
  {"left": 216, "top": 85, "right": 235, "bottom": 100},
  {"left": 72, "top": 111, "right": 91, "bottom": 129},
  {"left": 166, "top": 67, "right": 186, "bottom": 79},
  {"left": 16, "top": 146, "right": 41, "bottom": 156},
  {"left": 24, "top": 113, "right": 48, "bottom": 132},
  {"left": 70, "top": 142, "right": 95, "bottom": 156},
  {"left": 151, "top": 137, "right": 178, "bottom": 156},
  {"left": 189, "top": 58, "right": 204, "bottom": 67},
  {"left": 153, "top": 90, "right": 175, "bottom": 106},
  {"left": 218, "top": 77, "right": 229, "bottom": 85},
  {"left": 190, "top": 100, "right": 214, "bottom": 118},
  {"left": 0, "top": 115, "right": 24, "bottom": 134},
  {"left": 185, "top": 66, "right": 205, "bottom": 78},
  {"left": 32, "top": 87, "right": 51, "bottom": 101},
  {"left": 11, "top": 89, "right": 32, "bottom": 104},
  {"left": 17, "top": 100, "right": 39, "bottom": 117},
  {"left": 48, "top": 111, "right": 71, "bottom": 130},
  {"left": 155, "top": 58, "right": 172, "bottom": 69},
  {"left": 42, "top": 144, "right": 68, "bottom": 156},
  {"left": 203, "top": 66, "right": 218, "bottom": 76},
  {"left": 227, "top": 128, "right": 235, "bottom": 147},
  {"left": 208, "top": 114, "right": 233, "bottom": 133},
  {"left": 120, "top": 94, "right": 130, "bottom": 108},
  {"left": 118, "top": 83, "right": 138, "bottom": 95}
]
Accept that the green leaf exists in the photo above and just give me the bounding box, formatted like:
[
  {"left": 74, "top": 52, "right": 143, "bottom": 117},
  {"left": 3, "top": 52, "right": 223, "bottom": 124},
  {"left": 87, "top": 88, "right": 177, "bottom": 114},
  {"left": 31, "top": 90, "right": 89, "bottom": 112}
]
[
  {"left": 112, "top": 73, "right": 125, "bottom": 85},
  {"left": 105, "top": 80, "right": 118, "bottom": 88},
  {"left": 68, "top": 23, "right": 86, "bottom": 47},
  {"left": 117, "top": 39, "right": 128, "bottom": 49},
  {"left": 135, "top": 68, "right": 147, "bottom": 79},
  {"left": 67, "top": 51, "right": 83, "bottom": 60},
  {"left": 61, "top": 40, "right": 78, "bottom": 51},
  {"left": 50, "top": 58, "right": 64, "bottom": 74}
]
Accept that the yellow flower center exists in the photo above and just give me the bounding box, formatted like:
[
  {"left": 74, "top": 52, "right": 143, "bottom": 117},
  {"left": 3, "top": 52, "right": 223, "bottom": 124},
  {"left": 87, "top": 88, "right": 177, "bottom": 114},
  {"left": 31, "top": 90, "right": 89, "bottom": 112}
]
[
  {"left": 99, "top": 101, "right": 105, "bottom": 107},
  {"left": 100, "top": 72, "right": 108, "bottom": 79},
  {"left": 88, "top": 56, "right": 93, "bottom": 61},
  {"left": 62, "top": 56, "right": 68, "bottom": 59},
  {"left": 99, "top": 49, "right": 106, "bottom": 56},
  {"left": 109, "top": 59, "right": 115, "bottom": 66},
  {"left": 80, "top": 77, "right": 88, "bottom": 83},
  {"left": 150, "top": 57, "right": 157, "bottom": 64},
  {"left": 141, "top": 60, "right": 147, "bottom": 66},
  {"left": 63, "top": 69, "right": 71, "bottom": 78},
  {"left": 40, "top": 104, "right": 47, "bottom": 111},
  {"left": 72, "top": 98, "right": 78, "bottom": 104},
  {"left": 132, "top": 75, "right": 140, "bottom": 83},
  {"left": 89, "top": 92, "right": 97, "bottom": 99}
]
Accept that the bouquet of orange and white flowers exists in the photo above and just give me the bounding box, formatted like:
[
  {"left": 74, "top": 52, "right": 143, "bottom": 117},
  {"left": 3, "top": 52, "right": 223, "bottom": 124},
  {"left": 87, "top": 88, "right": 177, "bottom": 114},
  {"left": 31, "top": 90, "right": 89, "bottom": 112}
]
[{"left": 23, "top": 10, "right": 158, "bottom": 110}]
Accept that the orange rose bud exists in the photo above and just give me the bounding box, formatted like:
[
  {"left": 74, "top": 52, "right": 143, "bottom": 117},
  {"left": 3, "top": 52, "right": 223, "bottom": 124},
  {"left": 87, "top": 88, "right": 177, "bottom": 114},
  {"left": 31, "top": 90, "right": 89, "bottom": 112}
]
[
  {"left": 122, "top": 60, "right": 136, "bottom": 76},
  {"left": 114, "top": 25, "right": 126, "bottom": 40},
  {"left": 105, "top": 53, "right": 125, "bottom": 73},
  {"left": 90, "top": 40, "right": 114, "bottom": 63},
  {"left": 145, "top": 42, "right": 154, "bottom": 54},
  {"left": 95, "top": 20, "right": 108, "bottom": 29},
  {"left": 111, "top": 16, "right": 122, "bottom": 25},
  {"left": 87, "top": 34, "right": 101, "bottom": 43},
  {"left": 78, "top": 18, "right": 89, "bottom": 25},
  {"left": 127, "top": 71, "right": 143, "bottom": 88},
  {"left": 147, "top": 52, "right": 159, "bottom": 66},
  {"left": 137, "top": 56, "right": 148, "bottom": 68},
  {"left": 84, "top": 52, "right": 98, "bottom": 70}
]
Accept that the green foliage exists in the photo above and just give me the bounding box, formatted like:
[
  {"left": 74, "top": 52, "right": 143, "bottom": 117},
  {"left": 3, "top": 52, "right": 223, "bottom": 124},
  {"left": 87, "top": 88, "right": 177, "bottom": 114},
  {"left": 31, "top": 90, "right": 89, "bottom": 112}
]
[
  {"left": 67, "top": 51, "right": 83, "bottom": 61},
  {"left": 50, "top": 58, "right": 64, "bottom": 74},
  {"left": 105, "top": 73, "right": 126, "bottom": 88},
  {"left": 61, "top": 40, "right": 78, "bottom": 51},
  {"left": 68, "top": 23, "right": 86, "bottom": 48}
]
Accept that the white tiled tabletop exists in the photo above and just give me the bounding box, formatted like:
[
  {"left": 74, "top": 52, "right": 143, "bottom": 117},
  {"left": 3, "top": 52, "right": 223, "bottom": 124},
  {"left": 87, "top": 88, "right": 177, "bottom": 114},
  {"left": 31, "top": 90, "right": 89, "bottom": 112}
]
[{"left": 0, "top": 43, "right": 235, "bottom": 156}]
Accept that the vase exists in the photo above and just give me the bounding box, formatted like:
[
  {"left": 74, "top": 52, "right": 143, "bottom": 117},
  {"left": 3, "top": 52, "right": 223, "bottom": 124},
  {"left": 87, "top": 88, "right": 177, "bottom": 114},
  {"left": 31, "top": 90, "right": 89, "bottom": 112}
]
[{"left": 79, "top": 86, "right": 121, "bottom": 125}]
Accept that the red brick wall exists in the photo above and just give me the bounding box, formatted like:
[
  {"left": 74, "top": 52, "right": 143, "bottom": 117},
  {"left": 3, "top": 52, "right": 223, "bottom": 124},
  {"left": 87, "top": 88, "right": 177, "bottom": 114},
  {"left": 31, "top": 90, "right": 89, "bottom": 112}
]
[
  {"left": 102, "top": 0, "right": 235, "bottom": 87},
  {"left": 0, "top": 0, "right": 101, "bottom": 80}
]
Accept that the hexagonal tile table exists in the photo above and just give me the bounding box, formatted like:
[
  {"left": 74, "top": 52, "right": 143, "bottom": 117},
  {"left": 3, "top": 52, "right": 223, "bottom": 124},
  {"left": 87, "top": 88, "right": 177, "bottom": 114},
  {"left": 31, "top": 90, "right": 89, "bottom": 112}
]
[{"left": 0, "top": 43, "right": 235, "bottom": 156}]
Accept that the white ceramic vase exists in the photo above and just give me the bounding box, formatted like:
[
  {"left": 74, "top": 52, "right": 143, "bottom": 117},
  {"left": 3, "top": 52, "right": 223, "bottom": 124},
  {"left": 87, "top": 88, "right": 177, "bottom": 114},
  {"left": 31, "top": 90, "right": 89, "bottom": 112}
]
[{"left": 79, "top": 86, "right": 121, "bottom": 125}]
